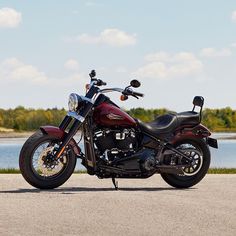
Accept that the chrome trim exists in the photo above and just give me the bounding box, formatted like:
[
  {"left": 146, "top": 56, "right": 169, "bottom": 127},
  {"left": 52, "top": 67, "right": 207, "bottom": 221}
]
[
  {"left": 67, "top": 111, "right": 85, "bottom": 122},
  {"left": 106, "top": 113, "right": 124, "bottom": 120},
  {"left": 68, "top": 93, "right": 93, "bottom": 112},
  {"left": 99, "top": 88, "right": 124, "bottom": 93},
  {"left": 104, "top": 150, "right": 109, "bottom": 161},
  {"left": 68, "top": 93, "right": 79, "bottom": 112},
  {"left": 90, "top": 81, "right": 96, "bottom": 86}
]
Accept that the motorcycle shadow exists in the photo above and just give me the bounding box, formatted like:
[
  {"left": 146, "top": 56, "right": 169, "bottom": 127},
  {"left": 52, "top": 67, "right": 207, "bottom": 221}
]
[{"left": 0, "top": 186, "right": 195, "bottom": 194}]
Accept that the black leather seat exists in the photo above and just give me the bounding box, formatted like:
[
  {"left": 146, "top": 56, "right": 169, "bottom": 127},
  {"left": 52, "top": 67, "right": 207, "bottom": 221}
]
[
  {"left": 176, "top": 111, "right": 200, "bottom": 126},
  {"left": 137, "top": 111, "right": 200, "bottom": 138},
  {"left": 137, "top": 114, "right": 178, "bottom": 137}
]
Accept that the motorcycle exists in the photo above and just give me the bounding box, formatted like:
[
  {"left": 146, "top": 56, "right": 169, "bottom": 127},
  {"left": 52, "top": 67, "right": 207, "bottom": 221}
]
[{"left": 19, "top": 70, "right": 218, "bottom": 190}]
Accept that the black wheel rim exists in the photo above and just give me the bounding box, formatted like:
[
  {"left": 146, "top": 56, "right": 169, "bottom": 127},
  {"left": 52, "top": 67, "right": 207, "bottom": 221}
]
[{"left": 177, "top": 143, "right": 203, "bottom": 176}]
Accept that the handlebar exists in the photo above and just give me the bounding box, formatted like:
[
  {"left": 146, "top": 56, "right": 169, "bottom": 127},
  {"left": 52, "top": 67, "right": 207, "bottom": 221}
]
[
  {"left": 89, "top": 70, "right": 107, "bottom": 86},
  {"left": 132, "top": 91, "right": 144, "bottom": 97},
  {"left": 96, "top": 79, "right": 107, "bottom": 86},
  {"left": 88, "top": 69, "right": 144, "bottom": 99},
  {"left": 123, "top": 88, "right": 144, "bottom": 98},
  {"left": 100, "top": 80, "right": 107, "bottom": 86},
  {"left": 98, "top": 87, "right": 144, "bottom": 99},
  {"left": 91, "top": 79, "right": 107, "bottom": 86}
]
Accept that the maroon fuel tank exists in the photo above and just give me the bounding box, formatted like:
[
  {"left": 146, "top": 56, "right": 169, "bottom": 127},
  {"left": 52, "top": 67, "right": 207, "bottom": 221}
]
[{"left": 93, "top": 102, "right": 137, "bottom": 127}]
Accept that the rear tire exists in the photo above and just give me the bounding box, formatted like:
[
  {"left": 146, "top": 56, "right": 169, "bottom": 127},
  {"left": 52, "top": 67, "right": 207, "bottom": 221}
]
[
  {"left": 161, "top": 139, "right": 210, "bottom": 188},
  {"left": 19, "top": 131, "right": 77, "bottom": 189}
]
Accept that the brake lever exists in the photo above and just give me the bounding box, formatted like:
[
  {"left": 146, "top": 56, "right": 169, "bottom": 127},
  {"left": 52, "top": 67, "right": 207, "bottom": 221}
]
[{"left": 132, "top": 94, "right": 139, "bottom": 99}]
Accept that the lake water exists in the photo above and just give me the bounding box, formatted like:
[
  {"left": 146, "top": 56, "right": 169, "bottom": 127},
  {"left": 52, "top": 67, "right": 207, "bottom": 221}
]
[{"left": 0, "top": 134, "right": 235, "bottom": 169}]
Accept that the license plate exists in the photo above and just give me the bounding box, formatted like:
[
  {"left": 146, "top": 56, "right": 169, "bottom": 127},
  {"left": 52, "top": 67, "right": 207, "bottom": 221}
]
[{"left": 207, "top": 138, "right": 218, "bottom": 149}]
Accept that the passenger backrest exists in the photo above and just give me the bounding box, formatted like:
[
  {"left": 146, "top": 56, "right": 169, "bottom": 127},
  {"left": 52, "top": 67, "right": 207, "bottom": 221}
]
[
  {"left": 193, "top": 96, "right": 204, "bottom": 108},
  {"left": 192, "top": 96, "right": 204, "bottom": 122}
]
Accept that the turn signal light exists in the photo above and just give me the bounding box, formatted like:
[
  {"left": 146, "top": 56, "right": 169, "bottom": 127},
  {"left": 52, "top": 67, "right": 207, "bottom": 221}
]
[
  {"left": 120, "top": 95, "right": 128, "bottom": 101},
  {"left": 85, "top": 84, "right": 90, "bottom": 92}
]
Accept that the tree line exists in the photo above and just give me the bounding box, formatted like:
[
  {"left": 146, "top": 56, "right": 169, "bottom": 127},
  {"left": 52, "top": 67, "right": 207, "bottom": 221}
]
[{"left": 0, "top": 106, "right": 236, "bottom": 132}]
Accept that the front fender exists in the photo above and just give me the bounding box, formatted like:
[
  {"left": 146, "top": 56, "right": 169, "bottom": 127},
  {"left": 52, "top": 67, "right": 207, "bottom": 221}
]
[
  {"left": 40, "top": 125, "right": 81, "bottom": 155},
  {"left": 171, "top": 124, "right": 211, "bottom": 145},
  {"left": 40, "top": 126, "right": 65, "bottom": 139}
]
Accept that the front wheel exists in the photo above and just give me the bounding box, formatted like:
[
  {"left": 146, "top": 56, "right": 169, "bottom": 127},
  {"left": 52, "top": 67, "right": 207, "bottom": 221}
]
[
  {"left": 161, "top": 139, "right": 210, "bottom": 188},
  {"left": 19, "top": 131, "right": 77, "bottom": 189}
]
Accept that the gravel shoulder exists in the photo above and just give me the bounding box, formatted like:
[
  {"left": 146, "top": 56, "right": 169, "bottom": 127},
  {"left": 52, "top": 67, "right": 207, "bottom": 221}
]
[{"left": 0, "top": 174, "right": 235, "bottom": 236}]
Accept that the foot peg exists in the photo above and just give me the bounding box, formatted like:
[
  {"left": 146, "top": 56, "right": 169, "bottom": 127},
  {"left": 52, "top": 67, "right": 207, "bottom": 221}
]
[{"left": 112, "top": 177, "right": 118, "bottom": 190}]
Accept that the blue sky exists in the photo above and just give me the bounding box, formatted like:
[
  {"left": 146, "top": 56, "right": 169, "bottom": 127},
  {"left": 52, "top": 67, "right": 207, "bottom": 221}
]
[{"left": 0, "top": 1, "right": 236, "bottom": 111}]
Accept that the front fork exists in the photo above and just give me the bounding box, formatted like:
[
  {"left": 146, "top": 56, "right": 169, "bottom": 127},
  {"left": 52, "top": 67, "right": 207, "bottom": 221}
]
[
  {"left": 54, "top": 102, "right": 94, "bottom": 159},
  {"left": 56, "top": 118, "right": 82, "bottom": 158}
]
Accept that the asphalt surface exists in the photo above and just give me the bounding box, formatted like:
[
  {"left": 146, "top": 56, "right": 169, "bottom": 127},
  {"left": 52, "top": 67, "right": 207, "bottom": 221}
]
[{"left": 0, "top": 174, "right": 235, "bottom": 236}]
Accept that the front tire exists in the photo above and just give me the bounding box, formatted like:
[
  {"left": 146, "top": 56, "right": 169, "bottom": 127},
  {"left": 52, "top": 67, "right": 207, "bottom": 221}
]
[
  {"left": 161, "top": 139, "right": 210, "bottom": 188},
  {"left": 19, "top": 131, "right": 77, "bottom": 189}
]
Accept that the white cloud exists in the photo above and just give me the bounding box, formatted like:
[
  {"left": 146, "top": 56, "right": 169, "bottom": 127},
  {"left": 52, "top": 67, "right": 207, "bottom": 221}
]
[
  {"left": 200, "top": 47, "right": 232, "bottom": 57},
  {"left": 67, "top": 28, "right": 137, "bottom": 47},
  {"left": 64, "top": 59, "right": 79, "bottom": 71},
  {"left": 145, "top": 52, "right": 198, "bottom": 63},
  {"left": 232, "top": 11, "right": 236, "bottom": 22},
  {"left": 65, "top": 73, "right": 88, "bottom": 86},
  {"left": 0, "top": 58, "right": 47, "bottom": 84},
  {"left": 230, "top": 42, "right": 236, "bottom": 48},
  {"left": 0, "top": 8, "right": 22, "bottom": 28},
  {"left": 135, "top": 52, "right": 203, "bottom": 79},
  {"left": 145, "top": 51, "right": 170, "bottom": 62},
  {"left": 135, "top": 62, "right": 168, "bottom": 79}
]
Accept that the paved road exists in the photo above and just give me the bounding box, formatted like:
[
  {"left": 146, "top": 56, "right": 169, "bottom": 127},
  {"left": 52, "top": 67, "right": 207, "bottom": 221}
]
[{"left": 0, "top": 174, "right": 235, "bottom": 236}]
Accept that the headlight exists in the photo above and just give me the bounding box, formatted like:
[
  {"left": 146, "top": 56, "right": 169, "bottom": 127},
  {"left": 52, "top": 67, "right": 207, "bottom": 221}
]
[{"left": 68, "top": 93, "right": 83, "bottom": 111}]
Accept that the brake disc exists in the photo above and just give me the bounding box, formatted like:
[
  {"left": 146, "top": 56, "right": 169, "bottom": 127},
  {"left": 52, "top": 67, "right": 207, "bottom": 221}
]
[{"left": 37, "top": 146, "right": 66, "bottom": 176}]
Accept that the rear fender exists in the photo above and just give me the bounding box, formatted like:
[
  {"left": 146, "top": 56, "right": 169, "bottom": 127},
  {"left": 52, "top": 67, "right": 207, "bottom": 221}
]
[
  {"left": 171, "top": 124, "right": 211, "bottom": 145},
  {"left": 40, "top": 126, "right": 81, "bottom": 155}
]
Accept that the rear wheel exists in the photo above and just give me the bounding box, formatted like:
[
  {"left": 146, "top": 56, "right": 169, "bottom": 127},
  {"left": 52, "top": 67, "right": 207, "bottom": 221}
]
[
  {"left": 161, "top": 139, "right": 210, "bottom": 188},
  {"left": 19, "top": 131, "right": 77, "bottom": 189}
]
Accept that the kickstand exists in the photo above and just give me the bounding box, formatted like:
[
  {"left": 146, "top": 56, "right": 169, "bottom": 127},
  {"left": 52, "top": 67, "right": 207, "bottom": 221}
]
[{"left": 112, "top": 177, "right": 118, "bottom": 190}]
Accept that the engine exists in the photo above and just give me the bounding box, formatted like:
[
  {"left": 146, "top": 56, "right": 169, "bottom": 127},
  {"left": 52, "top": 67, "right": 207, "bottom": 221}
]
[
  {"left": 93, "top": 128, "right": 138, "bottom": 161},
  {"left": 93, "top": 128, "right": 157, "bottom": 172}
]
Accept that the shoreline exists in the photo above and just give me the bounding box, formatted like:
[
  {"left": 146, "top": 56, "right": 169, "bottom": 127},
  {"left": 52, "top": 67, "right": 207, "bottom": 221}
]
[
  {"left": 0, "top": 132, "right": 33, "bottom": 138},
  {"left": 0, "top": 131, "right": 236, "bottom": 140},
  {"left": 0, "top": 168, "right": 235, "bottom": 174}
]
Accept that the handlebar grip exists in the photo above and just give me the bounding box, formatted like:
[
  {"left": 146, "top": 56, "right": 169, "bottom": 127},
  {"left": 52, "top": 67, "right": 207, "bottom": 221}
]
[
  {"left": 133, "top": 91, "right": 144, "bottom": 97},
  {"left": 95, "top": 79, "right": 107, "bottom": 86}
]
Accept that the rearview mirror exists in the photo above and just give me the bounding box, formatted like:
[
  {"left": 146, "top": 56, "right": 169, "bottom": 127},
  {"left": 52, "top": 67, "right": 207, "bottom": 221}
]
[
  {"left": 130, "top": 80, "right": 141, "bottom": 88},
  {"left": 89, "top": 70, "right": 96, "bottom": 78}
]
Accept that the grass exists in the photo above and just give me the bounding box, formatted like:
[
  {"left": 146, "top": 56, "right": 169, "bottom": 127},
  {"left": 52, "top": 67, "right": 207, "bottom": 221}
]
[
  {"left": 73, "top": 170, "right": 87, "bottom": 174},
  {"left": 207, "top": 168, "right": 236, "bottom": 174},
  {"left": 0, "top": 168, "right": 235, "bottom": 174},
  {"left": 0, "top": 168, "right": 21, "bottom": 174},
  {"left": 212, "top": 128, "right": 236, "bottom": 132}
]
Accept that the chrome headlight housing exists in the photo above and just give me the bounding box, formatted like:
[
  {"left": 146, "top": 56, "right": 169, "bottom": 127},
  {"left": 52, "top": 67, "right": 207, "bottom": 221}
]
[{"left": 68, "top": 93, "right": 83, "bottom": 112}]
